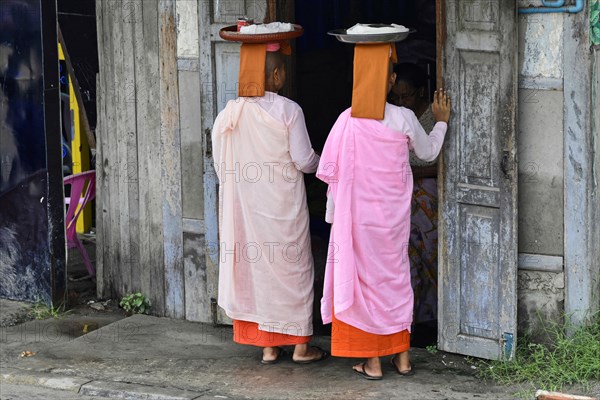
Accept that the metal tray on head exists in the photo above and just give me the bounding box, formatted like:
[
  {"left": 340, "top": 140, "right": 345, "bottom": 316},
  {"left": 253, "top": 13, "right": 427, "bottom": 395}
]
[{"left": 328, "top": 24, "right": 414, "bottom": 44}]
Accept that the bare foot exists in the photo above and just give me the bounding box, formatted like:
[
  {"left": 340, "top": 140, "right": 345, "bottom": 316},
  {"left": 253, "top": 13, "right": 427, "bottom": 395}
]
[
  {"left": 261, "top": 347, "right": 283, "bottom": 364},
  {"left": 352, "top": 357, "right": 382, "bottom": 379},
  {"left": 391, "top": 352, "right": 413, "bottom": 375},
  {"left": 292, "top": 344, "right": 328, "bottom": 363}
]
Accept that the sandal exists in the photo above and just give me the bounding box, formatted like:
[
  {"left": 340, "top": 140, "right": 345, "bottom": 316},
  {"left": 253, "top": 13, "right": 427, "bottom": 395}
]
[
  {"left": 353, "top": 362, "right": 383, "bottom": 380},
  {"left": 292, "top": 346, "right": 329, "bottom": 364},
  {"left": 261, "top": 347, "right": 286, "bottom": 365},
  {"left": 391, "top": 357, "right": 415, "bottom": 376}
]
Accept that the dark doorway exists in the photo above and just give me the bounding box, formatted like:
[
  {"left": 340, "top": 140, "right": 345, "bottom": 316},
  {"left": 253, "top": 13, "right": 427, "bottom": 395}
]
[
  {"left": 56, "top": 0, "right": 99, "bottom": 303},
  {"left": 292, "top": 0, "right": 439, "bottom": 348},
  {"left": 0, "top": 0, "right": 66, "bottom": 305}
]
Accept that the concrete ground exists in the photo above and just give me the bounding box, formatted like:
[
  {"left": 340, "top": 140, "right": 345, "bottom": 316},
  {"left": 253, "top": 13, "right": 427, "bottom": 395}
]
[
  {"left": 0, "top": 301, "right": 526, "bottom": 400},
  {"left": 1, "top": 239, "right": 590, "bottom": 400},
  {"left": 0, "top": 383, "right": 112, "bottom": 400},
  {"left": 0, "top": 299, "right": 31, "bottom": 328}
]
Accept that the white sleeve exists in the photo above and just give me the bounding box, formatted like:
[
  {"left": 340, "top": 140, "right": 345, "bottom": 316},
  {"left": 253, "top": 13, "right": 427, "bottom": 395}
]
[
  {"left": 325, "top": 189, "right": 334, "bottom": 224},
  {"left": 288, "top": 108, "right": 320, "bottom": 173},
  {"left": 406, "top": 110, "right": 447, "bottom": 162}
]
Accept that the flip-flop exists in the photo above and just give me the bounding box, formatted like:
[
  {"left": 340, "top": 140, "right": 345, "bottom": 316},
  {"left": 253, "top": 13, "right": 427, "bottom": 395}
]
[
  {"left": 292, "top": 346, "right": 329, "bottom": 364},
  {"left": 353, "top": 362, "right": 383, "bottom": 380},
  {"left": 261, "top": 347, "right": 286, "bottom": 365},
  {"left": 391, "top": 357, "right": 415, "bottom": 376}
]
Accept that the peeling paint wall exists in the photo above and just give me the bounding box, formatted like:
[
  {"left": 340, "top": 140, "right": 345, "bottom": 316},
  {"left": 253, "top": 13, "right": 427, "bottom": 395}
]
[
  {"left": 519, "top": 12, "right": 563, "bottom": 80},
  {"left": 518, "top": 89, "right": 564, "bottom": 256},
  {"left": 176, "top": 0, "right": 199, "bottom": 58},
  {"left": 517, "top": 270, "right": 564, "bottom": 344},
  {"left": 516, "top": 5, "right": 566, "bottom": 340}
]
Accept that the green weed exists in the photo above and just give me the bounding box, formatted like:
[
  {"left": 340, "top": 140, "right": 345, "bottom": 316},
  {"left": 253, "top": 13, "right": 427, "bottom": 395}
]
[
  {"left": 119, "top": 292, "right": 151, "bottom": 315},
  {"left": 28, "top": 299, "right": 70, "bottom": 320},
  {"left": 478, "top": 312, "right": 600, "bottom": 396},
  {"left": 426, "top": 344, "right": 438, "bottom": 354}
]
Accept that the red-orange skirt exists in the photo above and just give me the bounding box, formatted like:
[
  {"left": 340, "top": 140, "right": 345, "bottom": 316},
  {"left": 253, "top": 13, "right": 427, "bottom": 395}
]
[
  {"left": 331, "top": 313, "right": 410, "bottom": 358},
  {"left": 233, "top": 320, "right": 311, "bottom": 347}
]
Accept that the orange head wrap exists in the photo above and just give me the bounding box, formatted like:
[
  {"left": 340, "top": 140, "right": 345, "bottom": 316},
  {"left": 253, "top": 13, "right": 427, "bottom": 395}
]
[
  {"left": 238, "top": 41, "right": 292, "bottom": 97},
  {"left": 351, "top": 43, "right": 397, "bottom": 119}
]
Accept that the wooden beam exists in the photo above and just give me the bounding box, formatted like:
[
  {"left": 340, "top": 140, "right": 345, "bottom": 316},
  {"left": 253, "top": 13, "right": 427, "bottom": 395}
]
[
  {"left": 265, "top": 0, "right": 276, "bottom": 23},
  {"left": 142, "top": 0, "right": 166, "bottom": 316},
  {"left": 435, "top": 0, "right": 446, "bottom": 89},
  {"left": 57, "top": 25, "right": 97, "bottom": 149},
  {"left": 158, "top": 0, "right": 185, "bottom": 319},
  {"left": 276, "top": 0, "right": 295, "bottom": 99},
  {"left": 94, "top": 0, "right": 105, "bottom": 297},
  {"left": 536, "top": 390, "right": 598, "bottom": 400},
  {"left": 563, "top": 4, "right": 597, "bottom": 329}
]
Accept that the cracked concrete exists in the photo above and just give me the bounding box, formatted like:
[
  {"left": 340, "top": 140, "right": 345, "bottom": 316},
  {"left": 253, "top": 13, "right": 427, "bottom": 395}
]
[{"left": 0, "top": 302, "right": 530, "bottom": 400}]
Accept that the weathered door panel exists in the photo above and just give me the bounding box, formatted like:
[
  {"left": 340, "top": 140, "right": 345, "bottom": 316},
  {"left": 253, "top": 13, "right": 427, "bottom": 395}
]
[
  {"left": 439, "top": 0, "right": 518, "bottom": 360},
  {"left": 199, "top": 0, "right": 267, "bottom": 324}
]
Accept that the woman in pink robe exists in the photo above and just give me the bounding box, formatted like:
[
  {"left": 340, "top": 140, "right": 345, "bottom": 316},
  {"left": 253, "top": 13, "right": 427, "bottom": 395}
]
[{"left": 318, "top": 63, "right": 451, "bottom": 379}]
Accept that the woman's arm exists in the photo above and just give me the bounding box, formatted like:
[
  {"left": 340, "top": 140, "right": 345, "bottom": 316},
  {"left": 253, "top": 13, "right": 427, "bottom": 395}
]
[{"left": 288, "top": 108, "right": 320, "bottom": 173}]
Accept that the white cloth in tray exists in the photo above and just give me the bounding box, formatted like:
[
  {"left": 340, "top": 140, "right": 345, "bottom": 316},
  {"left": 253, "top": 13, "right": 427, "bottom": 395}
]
[
  {"left": 346, "top": 23, "right": 408, "bottom": 35},
  {"left": 239, "top": 22, "right": 294, "bottom": 34}
]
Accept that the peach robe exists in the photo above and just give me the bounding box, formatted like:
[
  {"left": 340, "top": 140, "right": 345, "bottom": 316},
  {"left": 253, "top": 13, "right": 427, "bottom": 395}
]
[{"left": 212, "top": 97, "right": 315, "bottom": 337}]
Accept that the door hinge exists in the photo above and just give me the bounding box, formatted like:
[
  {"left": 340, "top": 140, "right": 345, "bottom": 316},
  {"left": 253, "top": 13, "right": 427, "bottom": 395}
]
[
  {"left": 205, "top": 128, "right": 212, "bottom": 158},
  {"left": 501, "top": 332, "right": 514, "bottom": 360},
  {"left": 210, "top": 297, "right": 218, "bottom": 326},
  {"left": 500, "top": 151, "right": 511, "bottom": 179}
]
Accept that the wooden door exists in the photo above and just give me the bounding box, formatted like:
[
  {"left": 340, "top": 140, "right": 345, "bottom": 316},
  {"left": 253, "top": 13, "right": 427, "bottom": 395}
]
[
  {"left": 198, "top": 0, "right": 268, "bottom": 324},
  {"left": 438, "top": 0, "right": 518, "bottom": 360}
]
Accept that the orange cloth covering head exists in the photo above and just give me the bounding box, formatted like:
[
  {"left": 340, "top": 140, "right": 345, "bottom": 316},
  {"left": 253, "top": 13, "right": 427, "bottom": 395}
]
[
  {"left": 238, "top": 41, "right": 292, "bottom": 97},
  {"left": 351, "top": 43, "right": 398, "bottom": 120}
]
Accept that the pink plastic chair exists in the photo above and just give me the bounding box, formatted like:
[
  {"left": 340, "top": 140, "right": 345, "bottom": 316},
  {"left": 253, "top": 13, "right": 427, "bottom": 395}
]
[{"left": 64, "top": 170, "right": 96, "bottom": 277}]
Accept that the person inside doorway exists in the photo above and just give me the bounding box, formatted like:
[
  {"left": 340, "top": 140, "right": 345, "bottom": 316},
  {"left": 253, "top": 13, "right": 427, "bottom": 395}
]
[
  {"left": 317, "top": 40, "right": 451, "bottom": 379},
  {"left": 212, "top": 28, "right": 328, "bottom": 365},
  {"left": 389, "top": 63, "right": 439, "bottom": 342}
]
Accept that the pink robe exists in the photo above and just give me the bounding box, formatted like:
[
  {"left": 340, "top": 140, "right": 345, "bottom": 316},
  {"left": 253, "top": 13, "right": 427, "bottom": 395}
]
[
  {"left": 317, "top": 108, "right": 415, "bottom": 335},
  {"left": 212, "top": 97, "right": 314, "bottom": 336}
]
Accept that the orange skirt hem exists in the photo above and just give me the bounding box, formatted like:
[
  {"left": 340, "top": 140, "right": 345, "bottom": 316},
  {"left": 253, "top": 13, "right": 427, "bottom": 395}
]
[
  {"left": 331, "top": 343, "right": 410, "bottom": 358},
  {"left": 331, "top": 313, "right": 410, "bottom": 358},
  {"left": 233, "top": 320, "right": 311, "bottom": 347}
]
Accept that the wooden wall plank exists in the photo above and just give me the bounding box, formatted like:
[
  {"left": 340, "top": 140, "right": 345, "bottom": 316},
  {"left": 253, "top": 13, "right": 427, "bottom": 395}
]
[
  {"left": 133, "top": 0, "right": 152, "bottom": 300},
  {"left": 144, "top": 0, "right": 166, "bottom": 316},
  {"left": 121, "top": 0, "right": 140, "bottom": 294},
  {"left": 100, "top": 0, "right": 114, "bottom": 299},
  {"left": 103, "top": 0, "right": 119, "bottom": 299},
  {"left": 179, "top": 67, "right": 208, "bottom": 321},
  {"left": 563, "top": 9, "right": 596, "bottom": 328},
  {"left": 183, "top": 232, "right": 207, "bottom": 321},
  {"left": 158, "top": 0, "right": 184, "bottom": 319},
  {"left": 112, "top": 0, "right": 129, "bottom": 297},
  {"left": 179, "top": 69, "right": 203, "bottom": 221},
  {"left": 94, "top": 0, "right": 105, "bottom": 296},
  {"left": 198, "top": 0, "right": 221, "bottom": 324},
  {"left": 594, "top": 52, "right": 600, "bottom": 314}
]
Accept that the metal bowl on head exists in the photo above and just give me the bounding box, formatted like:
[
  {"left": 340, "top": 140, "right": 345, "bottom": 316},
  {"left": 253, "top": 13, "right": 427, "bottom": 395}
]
[{"left": 327, "top": 25, "right": 414, "bottom": 44}]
